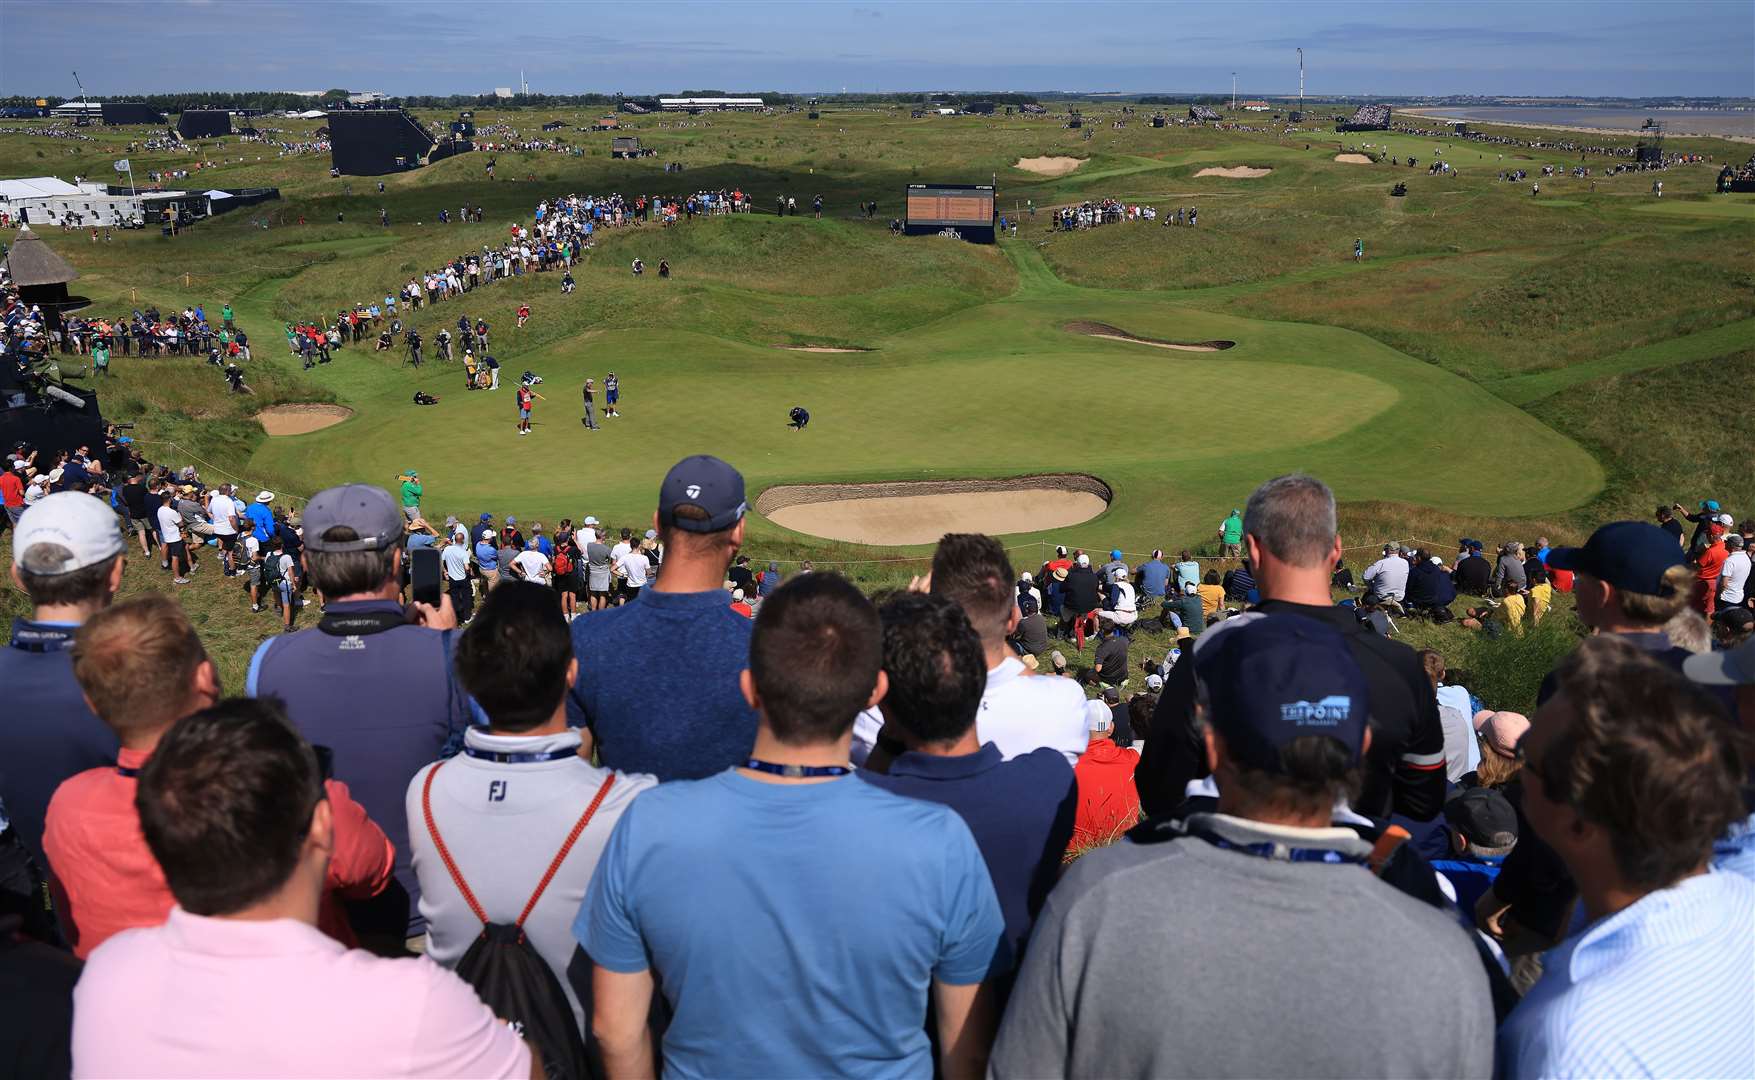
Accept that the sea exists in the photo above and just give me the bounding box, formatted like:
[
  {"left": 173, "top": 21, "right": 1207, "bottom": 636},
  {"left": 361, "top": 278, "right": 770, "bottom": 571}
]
[{"left": 1406, "top": 106, "right": 1754, "bottom": 140}]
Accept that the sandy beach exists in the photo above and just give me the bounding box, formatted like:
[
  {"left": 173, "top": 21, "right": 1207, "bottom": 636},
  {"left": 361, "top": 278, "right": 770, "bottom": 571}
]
[{"left": 1399, "top": 107, "right": 1755, "bottom": 145}]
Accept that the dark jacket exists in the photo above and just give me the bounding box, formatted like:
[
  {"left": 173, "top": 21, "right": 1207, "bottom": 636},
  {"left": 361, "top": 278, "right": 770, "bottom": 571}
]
[
  {"left": 1406, "top": 561, "right": 1457, "bottom": 609},
  {"left": 1452, "top": 554, "right": 1491, "bottom": 595},
  {"left": 1136, "top": 600, "right": 1448, "bottom": 822},
  {"left": 1063, "top": 567, "right": 1101, "bottom": 614}
]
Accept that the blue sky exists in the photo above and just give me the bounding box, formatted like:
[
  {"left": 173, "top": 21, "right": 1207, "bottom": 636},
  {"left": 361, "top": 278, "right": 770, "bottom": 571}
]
[{"left": 2, "top": 0, "right": 1750, "bottom": 98}]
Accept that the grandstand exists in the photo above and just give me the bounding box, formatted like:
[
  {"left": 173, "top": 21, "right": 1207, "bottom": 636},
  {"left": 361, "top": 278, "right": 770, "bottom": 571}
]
[
  {"left": 658, "top": 97, "right": 765, "bottom": 112},
  {"left": 1336, "top": 103, "right": 1392, "bottom": 132},
  {"left": 1188, "top": 105, "right": 1221, "bottom": 122}
]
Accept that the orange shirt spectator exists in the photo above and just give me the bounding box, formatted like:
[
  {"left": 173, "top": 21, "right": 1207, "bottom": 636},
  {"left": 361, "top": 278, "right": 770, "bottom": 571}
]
[
  {"left": 1068, "top": 734, "right": 1141, "bottom": 854},
  {"left": 45, "top": 749, "right": 393, "bottom": 958}
]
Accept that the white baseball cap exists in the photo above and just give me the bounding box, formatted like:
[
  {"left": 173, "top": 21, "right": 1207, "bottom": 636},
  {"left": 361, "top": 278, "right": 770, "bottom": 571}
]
[
  {"left": 1146, "top": 673, "right": 1164, "bottom": 692},
  {"left": 1076, "top": 553, "right": 1090, "bottom": 567},
  {"left": 13, "top": 492, "right": 125, "bottom": 574},
  {"left": 1085, "top": 699, "right": 1112, "bottom": 733}
]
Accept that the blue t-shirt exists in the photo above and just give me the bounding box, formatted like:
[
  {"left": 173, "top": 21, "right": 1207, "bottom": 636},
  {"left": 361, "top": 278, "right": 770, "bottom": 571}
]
[
  {"left": 474, "top": 540, "right": 498, "bottom": 570},
  {"left": 860, "top": 744, "right": 1075, "bottom": 965},
  {"left": 566, "top": 588, "right": 756, "bottom": 780},
  {"left": 244, "top": 502, "right": 275, "bottom": 543},
  {"left": 1136, "top": 559, "right": 1171, "bottom": 600},
  {"left": 578, "top": 771, "right": 1008, "bottom": 1078}
]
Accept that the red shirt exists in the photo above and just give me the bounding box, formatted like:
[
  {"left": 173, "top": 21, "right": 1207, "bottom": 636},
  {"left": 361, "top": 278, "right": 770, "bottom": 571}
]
[
  {"left": 730, "top": 600, "right": 753, "bottom": 619},
  {"left": 0, "top": 470, "right": 23, "bottom": 508},
  {"left": 1698, "top": 540, "right": 1728, "bottom": 584},
  {"left": 517, "top": 388, "right": 533, "bottom": 410},
  {"left": 44, "top": 746, "right": 395, "bottom": 958},
  {"left": 1068, "top": 736, "right": 1142, "bottom": 853}
]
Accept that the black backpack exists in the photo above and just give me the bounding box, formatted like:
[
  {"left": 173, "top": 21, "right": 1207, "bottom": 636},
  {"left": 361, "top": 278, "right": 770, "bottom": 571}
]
[{"left": 421, "top": 764, "right": 615, "bottom": 1080}]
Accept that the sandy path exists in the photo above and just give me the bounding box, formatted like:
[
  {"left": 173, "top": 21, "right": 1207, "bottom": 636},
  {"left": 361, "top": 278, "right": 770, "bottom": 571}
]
[
  {"left": 1195, "top": 166, "right": 1273, "bottom": 178},
  {"left": 774, "top": 345, "right": 871, "bottom": 353},
  {"left": 1014, "top": 156, "right": 1086, "bottom": 177},
  {"left": 258, "top": 404, "right": 353, "bottom": 436},
  {"left": 758, "top": 475, "right": 1110, "bottom": 546},
  {"left": 1064, "top": 321, "right": 1235, "bottom": 352},
  {"left": 1333, "top": 153, "right": 1374, "bottom": 165}
]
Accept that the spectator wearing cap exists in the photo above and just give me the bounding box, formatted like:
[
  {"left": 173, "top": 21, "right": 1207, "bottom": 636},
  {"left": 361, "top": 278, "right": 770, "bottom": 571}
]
[
  {"left": 1061, "top": 552, "right": 1102, "bottom": 650},
  {"left": 1138, "top": 475, "right": 1448, "bottom": 823},
  {"left": 1134, "top": 549, "right": 1171, "bottom": 604},
  {"left": 409, "top": 583, "right": 656, "bottom": 1038},
  {"left": 1098, "top": 567, "right": 1137, "bottom": 631},
  {"left": 1542, "top": 522, "right": 1697, "bottom": 688},
  {"left": 1363, "top": 543, "right": 1409, "bottom": 605},
  {"left": 1430, "top": 787, "right": 1518, "bottom": 920},
  {"left": 859, "top": 591, "right": 1075, "bottom": 975},
  {"left": 1676, "top": 498, "right": 1721, "bottom": 553},
  {"left": 566, "top": 455, "right": 758, "bottom": 781},
  {"left": 1016, "top": 571, "right": 1041, "bottom": 612},
  {"left": 1012, "top": 591, "right": 1050, "bottom": 655},
  {"left": 1068, "top": 697, "right": 1141, "bottom": 854},
  {"left": 472, "top": 521, "right": 500, "bottom": 588},
  {"left": 398, "top": 470, "right": 421, "bottom": 522},
  {"left": 0, "top": 492, "right": 125, "bottom": 877},
  {"left": 1039, "top": 545, "right": 1072, "bottom": 617},
  {"left": 1712, "top": 606, "right": 1754, "bottom": 649},
  {"left": 729, "top": 588, "right": 753, "bottom": 618},
  {"left": 994, "top": 615, "right": 1494, "bottom": 1078},
  {"left": 71, "top": 699, "right": 535, "bottom": 1079},
  {"left": 440, "top": 531, "right": 474, "bottom": 624},
  {"left": 1406, "top": 552, "right": 1457, "bottom": 617},
  {"left": 1217, "top": 507, "right": 1243, "bottom": 558},
  {"left": 246, "top": 483, "right": 466, "bottom": 950},
  {"left": 1685, "top": 635, "right": 1755, "bottom": 880},
  {"left": 578, "top": 574, "right": 1007, "bottom": 1079},
  {"left": 1099, "top": 548, "right": 1128, "bottom": 584},
  {"left": 584, "top": 529, "right": 612, "bottom": 610},
  {"left": 915, "top": 534, "right": 1087, "bottom": 767},
  {"left": 1719, "top": 533, "right": 1750, "bottom": 610},
  {"left": 1161, "top": 580, "right": 1206, "bottom": 636},
  {"left": 1498, "top": 637, "right": 1753, "bottom": 1080},
  {"left": 47, "top": 596, "right": 393, "bottom": 959},
  {"left": 1452, "top": 540, "right": 1491, "bottom": 595},
  {"left": 757, "top": 560, "right": 782, "bottom": 597}
]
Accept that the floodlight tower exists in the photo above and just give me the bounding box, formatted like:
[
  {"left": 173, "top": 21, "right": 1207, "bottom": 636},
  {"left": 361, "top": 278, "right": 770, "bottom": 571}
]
[
  {"left": 1231, "top": 72, "right": 1237, "bottom": 110},
  {"left": 1298, "top": 49, "right": 1304, "bottom": 106}
]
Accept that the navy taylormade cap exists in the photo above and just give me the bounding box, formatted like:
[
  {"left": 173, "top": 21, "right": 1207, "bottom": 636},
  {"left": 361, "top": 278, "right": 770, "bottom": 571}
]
[
  {"left": 659, "top": 454, "right": 747, "bottom": 533},
  {"left": 1546, "top": 521, "right": 1684, "bottom": 597},
  {"left": 1193, "top": 614, "right": 1370, "bottom": 773},
  {"left": 301, "top": 484, "right": 404, "bottom": 552}
]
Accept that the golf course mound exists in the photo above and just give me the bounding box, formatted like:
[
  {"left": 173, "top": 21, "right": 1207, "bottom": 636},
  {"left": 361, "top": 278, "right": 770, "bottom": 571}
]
[
  {"left": 1064, "top": 321, "right": 1236, "bottom": 352},
  {"left": 1014, "top": 156, "right": 1086, "bottom": 177},
  {"left": 757, "top": 474, "right": 1112, "bottom": 546},
  {"left": 257, "top": 404, "right": 353, "bottom": 436},
  {"left": 1195, "top": 166, "right": 1273, "bottom": 178},
  {"left": 774, "top": 344, "right": 873, "bottom": 353},
  {"left": 1334, "top": 153, "right": 1375, "bottom": 165}
]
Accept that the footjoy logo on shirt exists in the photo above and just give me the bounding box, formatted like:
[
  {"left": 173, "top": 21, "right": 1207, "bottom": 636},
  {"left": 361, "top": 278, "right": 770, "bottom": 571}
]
[{"left": 1280, "top": 695, "right": 1351, "bottom": 727}]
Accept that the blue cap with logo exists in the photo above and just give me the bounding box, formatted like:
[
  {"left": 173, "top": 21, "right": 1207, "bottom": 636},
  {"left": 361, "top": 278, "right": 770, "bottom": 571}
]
[
  {"left": 659, "top": 454, "right": 747, "bottom": 534},
  {"left": 1193, "top": 614, "right": 1370, "bottom": 772},
  {"left": 1546, "top": 521, "right": 1685, "bottom": 597}
]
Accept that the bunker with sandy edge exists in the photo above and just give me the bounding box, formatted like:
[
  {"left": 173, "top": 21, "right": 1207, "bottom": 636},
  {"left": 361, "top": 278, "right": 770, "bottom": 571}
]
[
  {"left": 757, "top": 475, "right": 1111, "bottom": 546},
  {"left": 258, "top": 404, "right": 354, "bottom": 436},
  {"left": 1014, "top": 156, "right": 1086, "bottom": 177},
  {"left": 1195, "top": 166, "right": 1273, "bottom": 178}
]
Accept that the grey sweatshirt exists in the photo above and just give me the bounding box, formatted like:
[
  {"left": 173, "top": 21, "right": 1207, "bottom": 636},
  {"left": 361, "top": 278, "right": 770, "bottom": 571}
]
[{"left": 990, "top": 813, "right": 1495, "bottom": 1079}]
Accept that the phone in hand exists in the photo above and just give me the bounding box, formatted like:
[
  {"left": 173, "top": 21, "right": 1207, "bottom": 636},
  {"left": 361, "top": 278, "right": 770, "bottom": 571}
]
[{"left": 411, "top": 547, "right": 442, "bottom": 609}]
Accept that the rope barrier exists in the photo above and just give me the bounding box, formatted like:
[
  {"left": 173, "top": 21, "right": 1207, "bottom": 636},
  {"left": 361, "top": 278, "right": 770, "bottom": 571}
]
[{"left": 128, "top": 438, "right": 312, "bottom": 505}]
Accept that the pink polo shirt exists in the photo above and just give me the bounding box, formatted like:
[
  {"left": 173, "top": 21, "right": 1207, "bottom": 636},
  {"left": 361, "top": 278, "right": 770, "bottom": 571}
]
[{"left": 73, "top": 907, "right": 532, "bottom": 1079}]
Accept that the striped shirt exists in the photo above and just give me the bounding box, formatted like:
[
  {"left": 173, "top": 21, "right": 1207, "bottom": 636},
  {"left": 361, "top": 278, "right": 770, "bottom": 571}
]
[{"left": 1499, "top": 870, "right": 1755, "bottom": 1079}]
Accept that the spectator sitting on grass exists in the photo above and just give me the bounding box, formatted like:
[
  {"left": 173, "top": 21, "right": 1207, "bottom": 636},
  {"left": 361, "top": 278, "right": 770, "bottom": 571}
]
[
  {"left": 409, "top": 582, "right": 656, "bottom": 1041},
  {"left": 1497, "top": 637, "right": 1753, "bottom": 1080},
  {"left": 576, "top": 573, "right": 1008, "bottom": 1080},
  {"left": 49, "top": 596, "right": 393, "bottom": 959},
  {"left": 1134, "top": 549, "right": 1170, "bottom": 604},
  {"left": 1161, "top": 580, "right": 1206, "bottom": 636},
  {"left": 1363, "top": 543, "right": 1410, "bottom": 606},
  {"left": 1012, "top": 592, "right": 1050, "bottom": 655},
  {"left": 1094, "top": 622, "right": 1130, "bottom": 687},
  {"left": 1431, "top": 786, "right": 1520, "bottom": 919},
  {"left": 859, "top": 591, "right": 1075, "bottom": 977},
  {"left": 1197, "top": 568, "right": 1225, "bottom": 619},
  {"left": 1067, "top": 701, "right": 1141, "bottom": 855},
  {"left": 1406, "top": 551, "right": 1457, "bottom": 619},
  {"left": 1099, "top": 567, "right": 1138, "bottom": 631},
  {"left": 1060, "top": 552, "right": 1102, "bottom": 650},
  {"left": 1173, "top": 549, "right": 1200, "bottom": 592},
  {"left": 1221, "top": 557, "right": 1255, "bottom": 604},
  {"left": 70, "top": 699, "right": 535, "bottom": 1079},
  {"left": 1453, "top": 540, "right": 1492, "bottom": 595}
]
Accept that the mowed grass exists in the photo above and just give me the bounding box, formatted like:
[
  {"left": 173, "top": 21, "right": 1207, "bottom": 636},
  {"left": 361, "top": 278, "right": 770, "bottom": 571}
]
[{"left": 1, "top": 104, "right": 1745, "bottom": 678}]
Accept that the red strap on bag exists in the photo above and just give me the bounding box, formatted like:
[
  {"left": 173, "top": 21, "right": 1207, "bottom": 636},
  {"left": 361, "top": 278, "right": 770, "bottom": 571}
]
[{"left": 422, "top": 762, "right": 616, "bottom": 932}]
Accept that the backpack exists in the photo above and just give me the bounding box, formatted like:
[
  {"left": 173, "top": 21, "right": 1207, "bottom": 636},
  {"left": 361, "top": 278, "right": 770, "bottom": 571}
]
[
  {"left": 422, "top": 765, "right": 615, "bottom": 1080},
  {"left": 552, "top": 548, "right": 573, "bottom": 576}
]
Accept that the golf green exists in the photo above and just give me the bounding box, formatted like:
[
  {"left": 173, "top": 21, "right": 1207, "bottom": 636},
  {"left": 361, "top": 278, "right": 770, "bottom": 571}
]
[{"left": 245, "top": 236, "right": 1602, "bottom": 550}]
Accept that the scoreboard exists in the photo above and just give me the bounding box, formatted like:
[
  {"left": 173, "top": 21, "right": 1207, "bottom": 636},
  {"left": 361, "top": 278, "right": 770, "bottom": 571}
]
[{"left": 903, "top": 183, "right": 995, "bottom": 243}]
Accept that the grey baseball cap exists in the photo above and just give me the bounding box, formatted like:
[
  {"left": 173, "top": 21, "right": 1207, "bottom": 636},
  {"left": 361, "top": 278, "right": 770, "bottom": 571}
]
[{"left": 301, "top": 484, "right": 404, "bottom": 552}]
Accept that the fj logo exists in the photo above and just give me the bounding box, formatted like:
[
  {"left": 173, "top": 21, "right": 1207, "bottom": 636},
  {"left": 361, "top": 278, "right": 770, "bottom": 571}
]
[{"left": 488, "top": 780, "right": 507, "bottom": 802}]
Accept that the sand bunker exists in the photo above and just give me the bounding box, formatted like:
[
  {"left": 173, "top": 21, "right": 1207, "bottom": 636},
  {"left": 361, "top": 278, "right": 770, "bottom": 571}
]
[
  {"left": 1064, "top": 321, "right": 1235, "bottom": 352},
  {"left": 757, "top": 475, "right": 1111, "bottom": 546},
  {"left": 774, "top": 344, "right": 872, "bottom": 353},
  {"left": 1195, "top": 166, "right": 1273, "bottom": 178},
  {"left": 258, "top": 404, "right": 353, "bottom": 436},
  {"left": 1334, "top": 153, "right": 1375, "bottom": 165},
  {"left": 1014, "top": 156, "right": 1086, "bottom": 177}
]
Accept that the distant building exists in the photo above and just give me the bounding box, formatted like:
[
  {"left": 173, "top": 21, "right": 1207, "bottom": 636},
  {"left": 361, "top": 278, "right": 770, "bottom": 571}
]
[
  {"left": 493, "top": 87, "right": 515, "bottom": 99},
  {"left": 347, "top": 92, "right": 388, "bottom": 105},
  {"left": 1241, "top": 100, "right": 1271, "bottom": 111},
  {"left": 0, "top": 178, "right": 204, "bottom": 229},
  {"left": 657, "top": 97, "right": 765, "bottom": 111}
]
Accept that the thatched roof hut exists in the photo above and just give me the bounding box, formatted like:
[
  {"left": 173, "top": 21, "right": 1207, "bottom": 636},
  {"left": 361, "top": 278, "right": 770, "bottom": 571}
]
[{"left": 5, "top": 225, "right": 81, "bottom": 288}]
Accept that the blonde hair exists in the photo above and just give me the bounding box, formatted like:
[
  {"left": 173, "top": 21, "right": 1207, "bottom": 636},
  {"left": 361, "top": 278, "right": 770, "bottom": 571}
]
[{"left": 72, "top": 595, "right": 209, "bottom": 735}]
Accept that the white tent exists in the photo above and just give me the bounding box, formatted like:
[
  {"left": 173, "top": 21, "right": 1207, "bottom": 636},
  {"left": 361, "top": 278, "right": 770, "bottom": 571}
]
[{"left": 204, "top": 190, "right": 234, "bottom": 200}]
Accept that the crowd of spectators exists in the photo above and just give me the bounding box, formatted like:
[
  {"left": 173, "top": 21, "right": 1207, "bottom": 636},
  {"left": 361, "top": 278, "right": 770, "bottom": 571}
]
[{"left": 3, "top": 451, "right": 1753, "bottom": 1077}]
